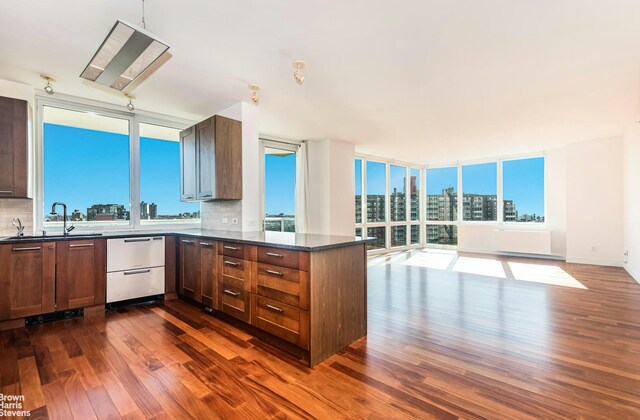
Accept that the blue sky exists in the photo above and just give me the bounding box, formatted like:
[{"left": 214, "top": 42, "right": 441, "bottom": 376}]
[
  {"left": 264, "top": 153, "right": 296, "bottom": 215},
  {"left": 502, "top": 157, "right": 544, "bottom": 215},
  {"left": 44, "top": 123, "right": 198, "bottom": 216}
]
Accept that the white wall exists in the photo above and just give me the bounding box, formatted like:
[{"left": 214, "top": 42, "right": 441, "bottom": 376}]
[
  {"left": 0, "top": 79, "right": 34, "bottom": 237},
  {"left": 624, "top": 123, "right": 640, "bottom": 282},
  {"left": 306, "top": 139, "right": 355, "bottom": 236},
  {"left": 566, "top": 136, "right": 624, "bottom": 265}
]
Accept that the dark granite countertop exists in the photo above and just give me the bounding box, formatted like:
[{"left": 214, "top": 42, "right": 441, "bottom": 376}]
[{"left": 0, "top": 228, "right": 372, "bottom": 252}]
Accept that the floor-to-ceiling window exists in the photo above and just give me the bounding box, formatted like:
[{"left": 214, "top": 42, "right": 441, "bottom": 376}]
[
  {"left": 262, "top": 141, "right": 297, "bottom": 232},
  {"left": 425, "top": 166, "right": 458, "bottom": 246}
]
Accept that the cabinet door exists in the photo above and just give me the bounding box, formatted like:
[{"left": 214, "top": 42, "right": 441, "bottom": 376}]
[
  {"left": 196, "top": 117, "right": 215, "bottom": 200},
  {"left": 56, "top": 239, "right": 106, "bottom": 310},
  {"left": 0, "top": 242, "right": 55, "bottom": 320},
  {"left": 214, "top": 115, "right": 242, "bottom": 199},
  {"left": 199, "top": 240, "right": 217, "bottom": 308},
  {"left": 179, "top": 237, "right": 201, "bottom": 302},
  {"left": 0, "top": 96, "right": 28, "bottom": 198},
  {"left": 180, "top": 126, "right": 197, "bottom": 201}
]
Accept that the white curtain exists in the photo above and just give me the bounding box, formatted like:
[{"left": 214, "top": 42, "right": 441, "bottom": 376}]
[{"left": 295, "top": 141, "right": 309, "bottom": 233}]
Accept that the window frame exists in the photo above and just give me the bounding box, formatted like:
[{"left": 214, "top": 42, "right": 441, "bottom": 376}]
[{"left": 35, "top": 94, "right": 197, "bottom": 233}]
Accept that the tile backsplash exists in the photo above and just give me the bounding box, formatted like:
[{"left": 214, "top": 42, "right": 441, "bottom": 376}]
[
  {"left": 0, "top": 199, "right": 33, "bottom": 237},
  {"left": 201, "top": 201, "right": 242, "bottom": 231}
]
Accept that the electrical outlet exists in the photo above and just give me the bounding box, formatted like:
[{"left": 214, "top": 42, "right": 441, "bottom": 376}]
[
  {"left": 232, "top": 218, "right": 238, "bottom": 224},
  {"left": 222, "top": 218, "right": 228, "bottom": 224},
  {"left": 625, "top": 250, "right": 629, "bottom": 264}
]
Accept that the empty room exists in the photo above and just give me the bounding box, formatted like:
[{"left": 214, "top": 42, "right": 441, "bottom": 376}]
[{"left": 0, "top": 1, "right": 639, "bottom": 418}]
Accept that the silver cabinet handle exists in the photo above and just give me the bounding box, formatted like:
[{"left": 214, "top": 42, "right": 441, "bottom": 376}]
[
  {"left": 124, "top": 238, "right": 151, "bottom": 243},
  {"left": 200, "top": 194, "right": 212, "bottom": 198},
  {"left": 200, "top": 242, "right": 213, "bottom": 247},
  {"left": 184, "top": 196, "right": 195, "bottom": 200},
  {"left": 265, "top": 252, "right": 284, "bottom": 258},
  {"left": 224, "top": 260, "right": 239, "bottom": 266},
  {"left": 224, "top": 245, "right": 239, "bottom": 251},
  {"left": 265, "top": 304, "right": 284, "bottom": 313},
  {"left": 124, "top": 269, "right": 151, "bottom": 276},
  {"left": 12, "top": 246, "right": 41, "bottom": 251},
  {"left": 223, "top": 289, "right": 240, "bottom": 296},
  {"left": 265, "top": 269, "right": 283, "bottom": 276},
  {"left": 0, "top": 190, "right": 12, "bottom": 194},
  {"left": 181, "top": 240, "right": 195, "bottom": 244},
  {"left": 70, "top": 243, "right": 94, "bottom": 248}
]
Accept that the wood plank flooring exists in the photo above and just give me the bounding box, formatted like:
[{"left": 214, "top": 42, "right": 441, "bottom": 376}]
[{"left": 2, "top": 250, "right": 640, "bottom": 419}]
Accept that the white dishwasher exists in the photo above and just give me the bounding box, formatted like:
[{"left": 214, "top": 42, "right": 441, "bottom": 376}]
[{"left": 106, "top": 236, "right": 165, "bottom": 304}]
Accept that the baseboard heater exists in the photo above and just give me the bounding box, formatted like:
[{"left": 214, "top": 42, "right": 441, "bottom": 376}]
[{"left": 494, "top": 229, "right": 551, "bottom": 255}]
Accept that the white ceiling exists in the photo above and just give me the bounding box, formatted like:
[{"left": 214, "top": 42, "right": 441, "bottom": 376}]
[{"left": 1, "top": 0, "right": 639, "bottom": 163}]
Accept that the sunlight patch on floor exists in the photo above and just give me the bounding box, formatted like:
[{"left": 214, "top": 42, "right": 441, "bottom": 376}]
[
  {"left": 402, "top": 249, "right": 456, "bottom": 270},
  {"left": 452, "top": 256, "right": 507, "bottom": 278},
  {"left": 508, "top": 262, "right": 587, "bottom": 289}
]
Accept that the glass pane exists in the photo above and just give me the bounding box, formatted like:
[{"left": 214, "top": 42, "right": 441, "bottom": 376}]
[
  {"left": 356, "top": 227, "right": 362, "bottom": 237},
  {"left": 367, "top": 227, "right": 386, "bottom": 250},
  {"left": 426, "top": 225, "right": 458, "bottom": 246},
  {"left": 462, "top": 162, "right": 497, "bottom": 221},
  {"left": 411, "top": 225, "right": 420, "bottom": 245},
  {"left": 140, "top": 123, "right": 200, "bottom": 223},
  {"left": 390, "top": 165, "right": 406, "bottom": 222},
  {"left": 391, "top": 225, "right": 406, "bottom": 247},
  {"left": 264, "top": 146, "right": 296, "bottom": 232},
  {"left": 43, "top": 106, "right": 130, "bottom": 225},
  {"left": 355, "top": 159, "right": 362, "bottom": 224},
  {"left": 503, "top": 157, "right": 545, "bottom": 222},
  {"left": 426, "top": 167, "right": 458, "bottom": 221},
  {"left": 410, "top": 168, "right": 420, "bottom": 221},
  {"left": 366, "top": 161, "right": 386, "bottom": 223}
]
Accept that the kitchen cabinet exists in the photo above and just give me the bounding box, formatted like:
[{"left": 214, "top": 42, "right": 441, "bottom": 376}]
[
  {"left": 0, "top": 242, "right": 55, "bottom": 320},
  {"left": 180, "top": 115, "right": 242, "bottom": 201},
  {"left": 219, "top": 243, "right": 253, "bottom": 323},
  {"left": 56, "top": 239, "right": 106, "bottom": 310},
  {"left": 200, "top": 240, "right": 218, "bottom": 308},
  {"left": 178, "top": 237, "right": 218, "bottom": 306},
  {"left": 0, "top": 96, "right": 29, "bottom": 198}
]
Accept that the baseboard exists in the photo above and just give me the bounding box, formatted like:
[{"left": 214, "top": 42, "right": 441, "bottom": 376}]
[
  {"left": 456, "top": 246, "right": 565, "bottom": 261},
  {"left": 565, "top": 257, "right": 624, "bottom": 267},
  {"left": 625, "top": 263, "right": 640, "bottom": 284}
]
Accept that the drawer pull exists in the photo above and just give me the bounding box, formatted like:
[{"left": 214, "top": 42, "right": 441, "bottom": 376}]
[
  {"left": 265, "top": 252, "right": 284, "bottom": 258},
  {"left": 223, "top": 289, "right": 240, "bottom": 297},
  {"left": 265, "top": 269, "right": 283, "bottom": 276},
  {"left": 200, "top": 242, "right": 213, "bottom": 247},
  {"left": 265, "top": 304, "right": 284, "bottom": 313},
  {"left": 224, "top": 245, "right": 239, "bottom": 251},
  {"left": 124, "top": 238, "right": 151, "bottom": 243},
  {"left": 224, "top": 260, "right": 239, "bottom": 266},
  {"left": 70, "top": 243, "right": 94, "bottom": 248},
  {"left": 12, "top": 246, "right": 41, "bottom": 251},
  {"left": 181, "top": 240, "right": 195, "bottom": 244},
  {"left": 124, "top": 269, "right": 151, "bottom": 276},
  {"left": 0, "top": 190, "right": 12, "bottom": 194}
]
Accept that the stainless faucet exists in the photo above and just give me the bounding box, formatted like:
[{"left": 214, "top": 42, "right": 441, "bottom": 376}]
[
  {"left": 11, "top": 218, "right": 25, "bottom": 237},
  {"left": 51, "top": 202, "right": 75, "bottom": 235}
]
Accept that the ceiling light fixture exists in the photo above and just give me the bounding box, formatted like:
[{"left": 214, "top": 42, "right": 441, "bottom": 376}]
[
  {"left": 79, "top": 0, "right": 169, "bottom": 91},
  {"left": 249, "top": 84, "right": 261, "bottom": 105},
  {"left": 125, "top": 94, "right": 135, "bottom": 111},
  {"left": 293, "top": 60, "right": 305, "bottom": 85},
  {"left": 41, "top": 75, "right": 55, "bottom": 95}
]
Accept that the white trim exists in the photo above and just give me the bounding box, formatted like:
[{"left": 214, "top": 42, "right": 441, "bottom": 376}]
[{"left": 456, "top": 246, "right": 565, "bottom": 261}]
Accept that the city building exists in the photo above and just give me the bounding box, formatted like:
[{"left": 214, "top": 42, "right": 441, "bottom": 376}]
[{"left": 86, "top": 204, "right": 130, "bottom": 221}]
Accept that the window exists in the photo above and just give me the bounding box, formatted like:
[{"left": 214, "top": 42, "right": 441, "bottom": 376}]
[
  {"left": 263, "top": 143, "right": 297, "bottom": 232},
  {"left": 411, "top": 225, "right": 420, "bottom": 245},
  {"left": 462, "top": 162, "right": 497, "bottom": 221},
  {"left": 140, "top": 123, "right": 200, "bottom": 223},
  {"left": 367, "top": 227, "right": 386, "bottom": 250},
  {"left": 366, "top": 161, "right": 386, "bottom": 223},
  {"left": 391, "top": 225, "right": 406, "bottom": 247},
  {"left": 43, "top": 106, "right": 131, "bottom": 226},
  {"left": 410, "top": 168, "right": 420, "bottom": 221},
  {"left": 390, "top": 165, "right": 406, "bottom": 222},
  {"left": 502, "top": 157, "right": 545, "bottom": 222},
  {"left": 355, "top": 159, "right": 362, "bottom": 224},
  {"left": 426, "top": 167, "right": 457, "bottom": 221},
  {"left": 426, "top": 225, "right": 458, "bottom": 246}
]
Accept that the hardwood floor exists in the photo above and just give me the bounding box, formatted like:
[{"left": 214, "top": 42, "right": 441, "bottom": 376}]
[{"left": 2, "top": 250, "right": 640, "bottom": 419}]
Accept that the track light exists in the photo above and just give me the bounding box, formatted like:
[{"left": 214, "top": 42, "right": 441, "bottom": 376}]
[
  {"left": 125, "top": 94, "right": 135, "bottom": 111},
  {"left": 249, "top": 84, "right": 261, "bottom": 105},
  {"left": 41, "top": 75, "right": 55, "bottom": 95},
  {"left": 293, "top": 60, "right": 305, "bottom": 85}
]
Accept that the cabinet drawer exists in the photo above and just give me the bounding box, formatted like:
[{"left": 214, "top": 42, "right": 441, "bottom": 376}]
[
  {"left": 221, "top": 242, "right": 248, "bottom": 258},
  {"left": 257, "top": 247, "right": 308, "bottom": 271},
  {"left": 256, "top": 263, "right": 309, "bottom": 309},
  {"left": 220, "top": 282, "right": 250, "bottom": 323},
  {"left": 107, "top": 237, "right": 165, "bottom": 272},
  {"left": 107, "top": 266, "right": 165, "bottom": 303},
  {"left": 221, "top": 255, "right": 249, "bottom": 277},
  {"left": 252, "top": 295, "right": 309, "bottom": 349}
]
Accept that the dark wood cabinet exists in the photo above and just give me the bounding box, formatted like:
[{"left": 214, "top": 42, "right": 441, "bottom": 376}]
[
  {"left": 0, "top": 242, "right": 55, "bottom": 321},
  {"left": 179, "top": 237, "right": 200, "bottom": 301},
  {"left": 0, "top": 96, "right": 28, "bottom": 198},
  {"left": 56, "top": 239, "right": 106, "bottom": 310},
  {"left": 200, "top": 240, "right": 218, "bottom": 308},
  {"left": 180, "top": 115, "right": 242, "bottom": 202}
]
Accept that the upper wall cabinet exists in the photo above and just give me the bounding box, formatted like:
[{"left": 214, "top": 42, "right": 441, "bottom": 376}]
[
  {"left": 0, "top": 96, "right": 29, "bottom": 198},
  {"left": 180, "top": 115, "right": 242, "bottom": 201}
]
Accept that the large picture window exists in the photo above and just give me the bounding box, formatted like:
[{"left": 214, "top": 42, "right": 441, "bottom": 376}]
[
  {"left": 355, "top": 159, "right": 362, "bottom": 224},
  {"left": 502, "top": 157, "right": 545, "bottom": 222},
  {"left": 366, "top": 161, "right": 386, "bottom": 223},
  {"left": 462, "top": 162, "right": 497, "bottom": 222},
  {"left": 427, "top": 167, "right": 457, "bottom": 222}
]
